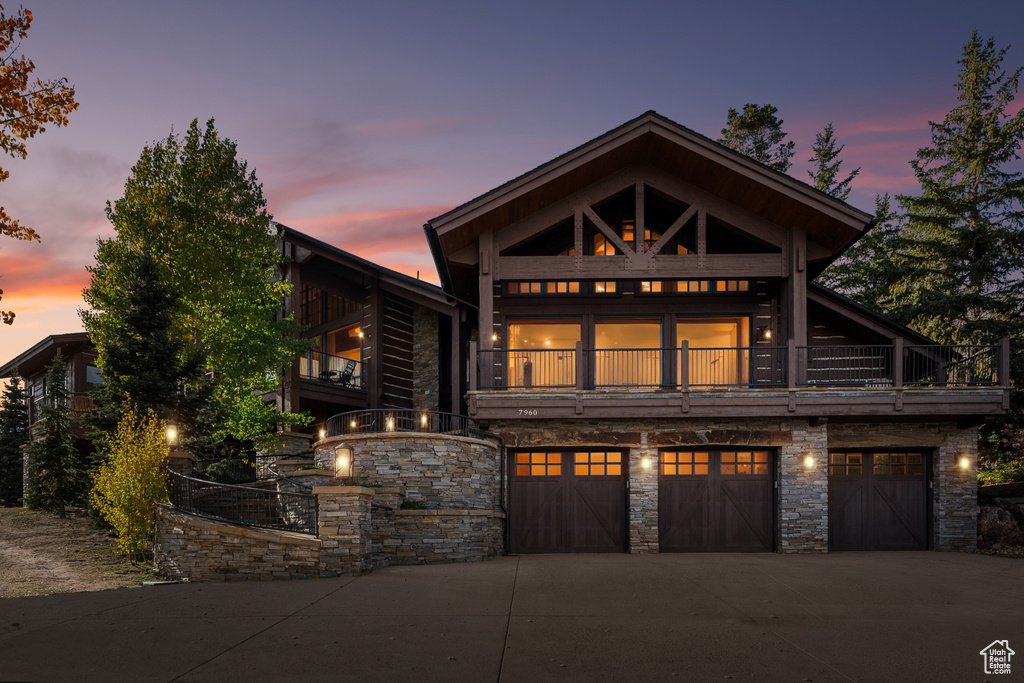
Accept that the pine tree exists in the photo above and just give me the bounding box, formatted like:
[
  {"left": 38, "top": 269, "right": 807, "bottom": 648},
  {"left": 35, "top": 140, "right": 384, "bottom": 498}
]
[
  {"left": 25, "top": 351, "right": 88, "bottom": 517},
  {"left": 719, "top": 103, "right": 796, "bottom": 172},
  {"left": 83, "top": 250, "right": 211, "bottom": 459},
  {"left": 893, "top": 32, "right": 1024, "bottom": 348},
  {"left": 0, "top": 369, "right": 30, "bottom": 506},
  {"left": 808, "top": 122, "right": 860, "bottom": 200}
]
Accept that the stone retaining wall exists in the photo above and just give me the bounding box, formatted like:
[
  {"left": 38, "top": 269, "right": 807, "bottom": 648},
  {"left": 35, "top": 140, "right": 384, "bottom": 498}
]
[
  {"left": 154, "top": 505, "right": 321, "bottom": 581},
  {"left": 314, "top": 432, "right": 500, "bottom": 509}
]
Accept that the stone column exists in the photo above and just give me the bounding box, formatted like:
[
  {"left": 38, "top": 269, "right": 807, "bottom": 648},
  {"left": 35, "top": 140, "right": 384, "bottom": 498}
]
[
  {"left": 778, "top": 421, "right": 828, "bottom": 552},
  {"left": 935, "top": 426, "right": 979, "bottom": 550},
  {"left": 628, "top": 444, "right": 659, "bottom": 553},
  {"left": 315, "top": 485, "right": 374, "bottom": 576}
]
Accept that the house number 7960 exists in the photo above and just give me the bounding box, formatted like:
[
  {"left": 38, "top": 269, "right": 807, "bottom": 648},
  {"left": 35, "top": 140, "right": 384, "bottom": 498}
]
[{"left": 518, "top": 409, "right": 538, "bottom": 416}]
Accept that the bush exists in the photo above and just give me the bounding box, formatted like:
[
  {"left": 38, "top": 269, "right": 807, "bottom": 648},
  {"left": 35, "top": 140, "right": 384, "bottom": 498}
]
[
  {"left": 90, "top": 408, "right": 169, "bottom": 562},
  {"left": 400, "top": 499, "right": 427, "bottom": 510},
  {"left": 979, "top": 459, "right": 1024, "bottom": 485}
]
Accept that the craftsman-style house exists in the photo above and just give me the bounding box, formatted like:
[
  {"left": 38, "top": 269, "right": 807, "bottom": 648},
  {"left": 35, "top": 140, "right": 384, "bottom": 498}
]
[{"left": 424, "top": 111, "right": 1008, "bottom": 554}]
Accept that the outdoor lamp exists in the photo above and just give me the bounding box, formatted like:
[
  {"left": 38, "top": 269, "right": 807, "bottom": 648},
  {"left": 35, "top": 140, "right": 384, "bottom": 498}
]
[
  {"left": 641, "top": 456, "right": 653, "bottom": 471},
  {"left": 420, "top": 413, "right": 429, "bottom": 429},
  {"left": 335, "top": 444, "right": 353, "bottom": 478},
  {"left": 803, "top": 454, "right": 816, "bottom": 469},
  {"left": 385, "top": 415, "right": 395, "bottom": 431},
  {"left": 959, "top": 455, "right": 972, "bottom": 471},
  {"left": 165, "top": 421, "right": 179, "bottom": 448},
  {"left": 318, "top": 427, "right": 326, "bottom": 440}
]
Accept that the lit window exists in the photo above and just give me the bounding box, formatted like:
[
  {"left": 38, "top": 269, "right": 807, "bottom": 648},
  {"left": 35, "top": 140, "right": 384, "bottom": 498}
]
[
  {"left": 515, "top": 452, "right": 562, "bottom": 476},
  {"left": 640, "top": 281, "right": 663, "bottom": 293},
  {"left": 574, "top": 451, "right": 622, "bottom": 476},
  {"left": 594, "top": 281, "right": 617, "bottom": 294}
]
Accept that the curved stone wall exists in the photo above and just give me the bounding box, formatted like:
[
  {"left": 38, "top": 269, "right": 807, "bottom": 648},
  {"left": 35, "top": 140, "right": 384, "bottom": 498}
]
[{"left": 313, "top": 432, "right": 501, "bottom": 510}]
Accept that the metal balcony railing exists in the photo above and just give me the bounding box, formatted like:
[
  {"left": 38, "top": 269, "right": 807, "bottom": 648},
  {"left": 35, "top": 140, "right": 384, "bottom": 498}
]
[
  {"left": 325, "top": 409, "right": 486, "bottom": 439},
  {"left": 473, "top": 340, "right": 1006, "bottom": 391},
  {"left": 299, "top": 350, "right": 364, "bottom": 389}
]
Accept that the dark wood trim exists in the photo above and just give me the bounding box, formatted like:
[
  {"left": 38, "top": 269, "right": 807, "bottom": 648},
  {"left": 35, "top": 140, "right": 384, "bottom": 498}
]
[
  {"left": 480, "top": 231, "right": 494, "bottom": 352},
  {"left": 583, "top": 205, "right": 634, "bottom": 257},
  {"left": 497, "top": 254, "right": 785, "bottom": 280},
  {"left": 647, "top": 204, "right": 698, "bottom": 257}
]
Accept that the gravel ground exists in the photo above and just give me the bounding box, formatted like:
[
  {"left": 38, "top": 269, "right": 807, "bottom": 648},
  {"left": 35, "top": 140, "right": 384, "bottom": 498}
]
[{"left": 0, "top": 507, "right": 159, "bottom": 598}]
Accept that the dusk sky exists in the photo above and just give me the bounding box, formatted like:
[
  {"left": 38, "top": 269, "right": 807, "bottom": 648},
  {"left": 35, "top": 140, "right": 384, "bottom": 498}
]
[{"left": 2, "top": 0, "right": 1023, "bottom": 367}]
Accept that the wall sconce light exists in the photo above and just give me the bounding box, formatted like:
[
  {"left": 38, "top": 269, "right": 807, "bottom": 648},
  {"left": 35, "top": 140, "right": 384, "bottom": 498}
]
[
  {"left": 358, "top": 330, "right": 365, "bottom": 339},
  {"left": 385, "top": 415, "right": 395, "bottom": 431},
  {"left": 491, "top": 332, "right": 499, "bottom": 343},
  {"left": 959, "top": 455, "right": 972, "bottom": 471},
  {"left": 350, "top": 419, "right": 358, "bottom": 430},
  {"left": 165, "top": 421, "right": 179, "bottom": 448},
  {"left": 334, "top": 444, "right": 353, "bottom": 478},
  {"left": 803, "top": 454, "right": 816, "bottom": 469},
  {"left": 420, "top": 413, "right": 429, "bottom": 429},
  {"left": 641, "top": 456, "right": 653, "bottom": 471},
  {"left": 758, "top": 326, "right": 773, "bottom": 342},
  {"left": 318, "top": 427, "right": 326, "bottom": 440}
]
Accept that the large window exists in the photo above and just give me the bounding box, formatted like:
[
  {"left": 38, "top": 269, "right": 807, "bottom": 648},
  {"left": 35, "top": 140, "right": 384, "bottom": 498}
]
[
  {"left": 594, "top": 318, "right": 662, "bottom": 387},
  {"left": 678, "top": 317, "right": 750, "bottom": 386},
  {"left": 507, "top": 319, "right": 581, "bottom": 388}
]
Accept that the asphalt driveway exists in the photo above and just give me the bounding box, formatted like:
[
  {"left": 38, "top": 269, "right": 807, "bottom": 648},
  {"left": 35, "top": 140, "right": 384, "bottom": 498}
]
[{"left": 0, "top": 552, "right": 1019, "bottom": 682}]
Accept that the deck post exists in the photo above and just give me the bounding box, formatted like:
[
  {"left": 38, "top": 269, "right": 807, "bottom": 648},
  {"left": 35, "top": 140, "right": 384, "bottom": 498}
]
[
  {"left": 469, "top": 340, "right": 478, "bottom": 391},
  {"left": 575, "top": 341, "right": 585, "bottom": 391},
  {"left": 679, "top": 340, "right": 689, "bottom": 392},
  {"left": 787, "top": 339, "right": 797, "bottom": 389},
  {"left": 893, "top": 338, "right": 904, "bottom": 388}
]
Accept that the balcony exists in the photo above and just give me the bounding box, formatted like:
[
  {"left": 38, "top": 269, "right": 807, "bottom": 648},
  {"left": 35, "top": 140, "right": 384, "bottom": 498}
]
[
  {"left": 468, "top": 339, "right": 1010, "bottom": 421},
  {"left": 298, "top": 350, "right": 365, "bottom": 390}
]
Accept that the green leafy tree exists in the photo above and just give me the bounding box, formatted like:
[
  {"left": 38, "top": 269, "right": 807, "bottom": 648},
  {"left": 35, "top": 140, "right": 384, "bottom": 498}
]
[
  {"left": 808, "top": 122, "right": 860, "bottom": 200},
  {"left": 25, "top": 351, "right": 88, "bottom": 517},
  {"left": 83, "top": 250, "right": 211, "bottom": 458},
  {"left": 0, "top": 4, "right": 79, "bottom": 324},
  {"left": 81, "top": 119, "right": 309, "bottom": 450},
  {"left": 91, "top": 407, "right": 169, "bottom": 562},
  {"left": 719, "top": 103, "right": 796, "bottom": 172},
  {"left": 0, "top": 368, "right": 29, "bottom": 505}
]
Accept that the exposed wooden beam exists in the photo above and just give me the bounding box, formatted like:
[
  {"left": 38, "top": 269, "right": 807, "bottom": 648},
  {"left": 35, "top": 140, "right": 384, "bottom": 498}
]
[
  {"left": 645, "top": 204, "right": 698, "bottom": 258},
  {"left": 635, "top": 182, "right": 645, "bottom": 244},
  {"left": 789, "top": 228, "right": 807, "bottom": 346},
  {"left": 697, "top": 209, "right": 707, "bottom": 269},
  {"left": 583, "top": 205, "right": 634, "bottom": 257},
  {"left": 479, "top": 231, "right": 495, "bottom": 352},
  {"left": 574, "top": 207, "right": 583, "bottom": 270},
  {"left": 497, "top": 253, "right": 785, "bottom": 279}
]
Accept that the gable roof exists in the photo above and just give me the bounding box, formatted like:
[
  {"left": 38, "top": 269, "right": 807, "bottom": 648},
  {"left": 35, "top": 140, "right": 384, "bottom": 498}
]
[
  {"left": 0, "top": 332, "right": 93, "bottom": 380},
  {"left": 425, "top": 111, "right": 874, "bottom": 294}
]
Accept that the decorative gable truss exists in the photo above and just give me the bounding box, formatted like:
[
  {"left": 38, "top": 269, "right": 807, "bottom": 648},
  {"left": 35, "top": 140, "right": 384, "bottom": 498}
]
[{"left": 465, "top": 166, "right": 826, "bottom": 282}]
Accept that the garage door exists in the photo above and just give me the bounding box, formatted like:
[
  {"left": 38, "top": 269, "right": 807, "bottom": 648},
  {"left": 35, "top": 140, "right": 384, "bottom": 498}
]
[
  {"left": 828, "top": 451, "right": 928, "bottom": 550},
  {"left": 509, "top": 450, "right": 627, "bottom": 553},
  {"left": 659, "top": 450, "right": 774, "bottom": 552}
]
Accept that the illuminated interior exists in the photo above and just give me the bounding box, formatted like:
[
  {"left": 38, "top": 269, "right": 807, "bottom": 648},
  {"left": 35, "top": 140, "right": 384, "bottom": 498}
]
[
  {"left": 594, "top": 318, "right": 662, "bottom": 386},
  {"left": 327, "top": 323, "right": 362, "bottom": 363},
  {"left": 678, "top": 318, "right": 750, "bottom": 386},
  {"left": 508, "top": 319, "right": 581, "bottom": 387}
]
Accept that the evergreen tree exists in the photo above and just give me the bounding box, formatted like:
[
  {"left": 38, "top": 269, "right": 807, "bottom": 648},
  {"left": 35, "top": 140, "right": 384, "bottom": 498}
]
[
  {"left": 0, "top": 369, "right": 30, "bottom": 506},
  {"left": 83, "top": 250, "right": 211, "bottom": 458},
  {"left": 808, "top": 122, "right": 860, "bottom": 200},
  {"left": 25, "top": 351, "right": 88, "bottom": 517},
  {"left": 719, "top": 103, "right": 796, "bottom": 172},
  {"left": 892, "top": 32, "right": 1024, "bottom": 348}
]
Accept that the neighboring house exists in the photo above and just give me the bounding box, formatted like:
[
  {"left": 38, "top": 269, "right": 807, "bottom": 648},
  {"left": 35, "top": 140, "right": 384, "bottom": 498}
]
[
  {"left": 274, "top": 225, "right": 464, "bottom": 433},
  {"left": 0, "top": 332, "right": 99, "bottom": 457},
  {"left": 423, "top": 111, "right": 1009, "bottom": 554}
]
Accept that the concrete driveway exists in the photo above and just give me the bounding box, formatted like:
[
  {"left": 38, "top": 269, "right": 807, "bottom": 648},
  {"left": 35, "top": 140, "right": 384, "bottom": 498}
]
[{"left": 0, "top": 552, "right": 1019, "bottom": 682}]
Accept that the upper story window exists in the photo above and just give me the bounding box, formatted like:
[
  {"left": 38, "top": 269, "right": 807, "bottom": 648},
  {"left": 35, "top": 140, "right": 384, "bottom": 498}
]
[
  {"left": 301, "top": 285, "right": 361, "bottom": 327},
  {"left": 638, "top": 280, "right": 750, "bottom": 294},
  {"left": 506, "top": 281, "right": 580, "bottom": 295}
]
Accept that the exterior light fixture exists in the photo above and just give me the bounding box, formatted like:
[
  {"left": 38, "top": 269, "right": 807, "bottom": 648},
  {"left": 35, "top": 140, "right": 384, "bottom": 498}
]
[
  {"left": 350, "top": 419, "right": 358, "bottom": 430},
  {"left": 959, "top": 455, "right": 972, "bottom": 471},
  {"left": 803, "top": 454, "right": 815, "bottom": 469},
  {"left": 762, "top": 326, "right": 772, "bottom": 341},
  {"left": 641, "top": 456, "right": 652, "bottom": 471},
  {"left": 358, "top": 330, "right": 365, "bottom": 339},
  {"left": 420, "top": 413, "right": 428, "bottom": 428},
  {"left": 491, "top": 332, "right": 499, "bottom": 342},
  {"left": 318, "top": 427, "right": 326, "bottom": 440},
  {"left": 386, "top": 415, "right": 395, "bottom": 431},
  {"left": 165, "top": 421, "right": 179, "bottom": 448},
  {"left": 334, "top": 444, "right": 353, "bottom": 478}
]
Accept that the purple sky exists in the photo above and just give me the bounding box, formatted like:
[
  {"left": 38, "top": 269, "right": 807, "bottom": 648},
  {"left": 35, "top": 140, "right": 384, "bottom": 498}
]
[{"left": 2, "top": 0, "right": 1023, "bottom": 366}]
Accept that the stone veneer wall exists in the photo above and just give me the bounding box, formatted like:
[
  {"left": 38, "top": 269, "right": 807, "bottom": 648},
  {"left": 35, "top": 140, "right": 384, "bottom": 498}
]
[
  {"left": 371, "top": 506, "right": 505, "bottom": 566},
  {"left": 828, "top": 422, "right": 979, "bottom": 550},
  {"left": 154, "top": 505, "right": 321, "bottom": 581},
  {"left": 778, "top": 423, "right": 828, "bottom": 552},
  {"left": 313, "top": 433, "right": 500, "bottom": 509},
  {"left": 412, "top": 305, "right": 440, "bottom": 412}
]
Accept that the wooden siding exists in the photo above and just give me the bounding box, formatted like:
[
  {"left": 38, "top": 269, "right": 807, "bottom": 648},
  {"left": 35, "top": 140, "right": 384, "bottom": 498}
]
[{"left": 381, "top": 293, "right": 415, "bottom": 409}]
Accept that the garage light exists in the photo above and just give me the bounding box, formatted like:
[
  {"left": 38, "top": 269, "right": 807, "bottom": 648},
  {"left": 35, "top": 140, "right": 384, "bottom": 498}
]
[
  {"left": 335, "top": 444, "right": 353, "bottom": 478},
  {"left": 641, "top": 456, "right": 652, "bottom": 471},
  {"left": 803, "top": 454, "right": 816, "bottom": 469},
  {"left": 959, "top": 455, "right": 971, "bottom": 471}
]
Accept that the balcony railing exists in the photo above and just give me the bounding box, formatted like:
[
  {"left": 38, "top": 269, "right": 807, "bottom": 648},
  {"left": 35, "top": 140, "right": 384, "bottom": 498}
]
[
  {"left": 325, "top": 409, "right": 486, "bottom": 439},
  {"left": 299, "top": 349, "right": 364, "bottom": 389},
  {"left": 473, "top": 340, "right": 1006, "bottom": 391}
]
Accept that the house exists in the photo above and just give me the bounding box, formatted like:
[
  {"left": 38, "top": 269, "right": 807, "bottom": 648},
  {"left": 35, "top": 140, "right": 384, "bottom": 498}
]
[
  {"left": 423, "top": 111, "right": 1009, "bottom": 554},
  {"left": 0, "top": 332, "right": 99, "bottom": 456}
]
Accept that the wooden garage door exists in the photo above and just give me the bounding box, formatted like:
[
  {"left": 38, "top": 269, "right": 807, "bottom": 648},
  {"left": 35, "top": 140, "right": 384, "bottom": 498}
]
[
  {"left": 828, "top": 451, "right": 928, "bottom": 550},
  {"left": 659, "top": 450, "right": 774, "bottom": 552},
  {"left": 509, "top": 450, "right": 627, "bottom": 553}
]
